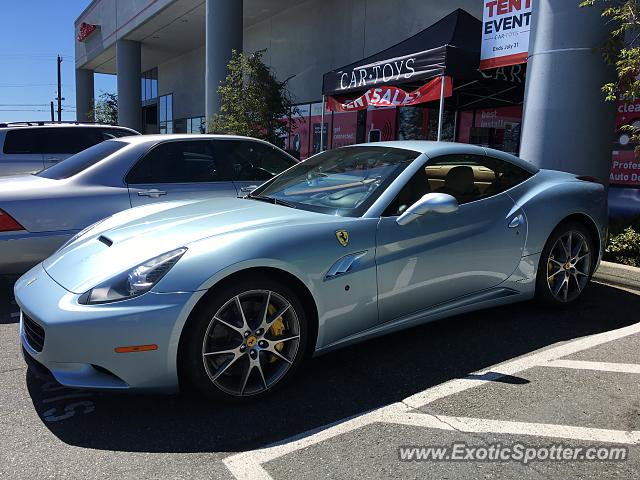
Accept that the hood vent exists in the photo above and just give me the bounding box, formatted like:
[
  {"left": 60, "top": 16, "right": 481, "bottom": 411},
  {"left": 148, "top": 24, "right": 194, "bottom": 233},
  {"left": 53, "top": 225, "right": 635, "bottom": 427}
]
[{"left": 98, "top": 235, "right": 113, "bottom": 247}]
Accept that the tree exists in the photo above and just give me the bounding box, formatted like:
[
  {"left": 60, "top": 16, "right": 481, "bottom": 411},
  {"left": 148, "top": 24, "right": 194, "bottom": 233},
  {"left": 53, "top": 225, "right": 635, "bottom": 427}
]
[
  {"left": 208, "top": 50, "right": 297, "bottom": 147},
  {"left": 580, "top": 1, "right": 640, "bottom": 141},
  {"left": 89, "top": 91, "right": 118, "bottom": 125}
]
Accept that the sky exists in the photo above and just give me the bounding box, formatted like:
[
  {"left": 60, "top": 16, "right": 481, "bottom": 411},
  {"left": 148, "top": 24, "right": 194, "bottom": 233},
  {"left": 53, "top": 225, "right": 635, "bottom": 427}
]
[{"left": 0, "top": 1, "right": 116, "bottom": 122}]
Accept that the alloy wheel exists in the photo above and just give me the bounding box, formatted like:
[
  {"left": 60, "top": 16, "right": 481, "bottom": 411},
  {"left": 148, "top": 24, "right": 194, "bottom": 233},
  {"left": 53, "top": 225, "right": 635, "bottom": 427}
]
[
  {"left": 201, "top": 290, "right": 301, "bottom": 396},
  {"left": 546, "top": 230, "right": 592, "bottom": 303}
]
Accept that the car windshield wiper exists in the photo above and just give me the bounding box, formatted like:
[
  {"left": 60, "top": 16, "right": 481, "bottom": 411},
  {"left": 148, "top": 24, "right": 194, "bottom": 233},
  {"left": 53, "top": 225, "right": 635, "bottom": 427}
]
[{"left": 246, "top": 194, "right": 297, "bottom": 209}]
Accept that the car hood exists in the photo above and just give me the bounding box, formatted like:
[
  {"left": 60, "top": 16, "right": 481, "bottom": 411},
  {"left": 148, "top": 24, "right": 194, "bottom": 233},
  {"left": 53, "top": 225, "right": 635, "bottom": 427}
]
[{"left": 43, "top": 196, "right": 332, "bottom": 293}]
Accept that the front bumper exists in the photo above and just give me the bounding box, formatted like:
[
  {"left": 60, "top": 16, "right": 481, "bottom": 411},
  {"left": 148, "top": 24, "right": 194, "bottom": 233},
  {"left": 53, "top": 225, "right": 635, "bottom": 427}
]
[
  {"left": 0, "top": 230, "right": 72, "bottom": 274},
  {"left": 15, "top": 264, "right": 203, "bottom": 392}
]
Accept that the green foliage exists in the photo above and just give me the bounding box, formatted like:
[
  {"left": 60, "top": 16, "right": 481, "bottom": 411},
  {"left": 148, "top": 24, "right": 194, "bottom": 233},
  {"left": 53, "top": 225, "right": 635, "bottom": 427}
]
[
  {"left": 605, "top": 225, "right": 640, "bottom": 266},
  {"left": 88, "top": 91, "right": 118, "bottom": 125},
  {"left": 580, "top": 1, "right": 640, "bottom": 142},
  {"left": 208, "top": 50, "right": 297, "bottom": 147}
]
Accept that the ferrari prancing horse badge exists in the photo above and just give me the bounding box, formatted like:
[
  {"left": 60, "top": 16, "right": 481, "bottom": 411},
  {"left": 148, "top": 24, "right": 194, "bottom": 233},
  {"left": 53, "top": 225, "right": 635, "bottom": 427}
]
[{"left": 335, "top": 229, "right": 349, "bottom": 247}]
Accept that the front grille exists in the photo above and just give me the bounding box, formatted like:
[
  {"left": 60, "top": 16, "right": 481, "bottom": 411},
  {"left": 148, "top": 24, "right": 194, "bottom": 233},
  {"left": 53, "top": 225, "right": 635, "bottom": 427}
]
[{"left": 22, "top": 313, "right": 45, "bottom": 352}]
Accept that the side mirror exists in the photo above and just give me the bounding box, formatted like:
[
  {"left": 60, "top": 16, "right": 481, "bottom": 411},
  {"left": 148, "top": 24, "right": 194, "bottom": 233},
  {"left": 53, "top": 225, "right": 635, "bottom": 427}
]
[{"left": 396, "top": 193, "right": 458, "bottom": 226}]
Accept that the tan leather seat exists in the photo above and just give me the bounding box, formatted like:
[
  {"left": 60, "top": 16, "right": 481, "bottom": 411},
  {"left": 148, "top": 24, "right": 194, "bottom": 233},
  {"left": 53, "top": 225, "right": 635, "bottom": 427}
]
[{"left": 437, "top": 166, "right": 479, "bottom": 202}]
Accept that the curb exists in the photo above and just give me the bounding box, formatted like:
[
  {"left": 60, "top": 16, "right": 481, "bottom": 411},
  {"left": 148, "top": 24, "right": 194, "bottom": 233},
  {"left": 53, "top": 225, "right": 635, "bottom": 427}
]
[{"left": 593, "top": 261, "right": 640, "bottom": 292}]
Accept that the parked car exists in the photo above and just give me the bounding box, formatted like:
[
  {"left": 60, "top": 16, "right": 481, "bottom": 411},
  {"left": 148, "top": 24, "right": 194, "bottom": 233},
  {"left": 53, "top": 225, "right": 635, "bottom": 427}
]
[
  {"left": 0, "top": 122, "right": 139, "bottom": 176},
  {"left": 0, "top": 134, "right": 297, "bottom": 274},
  {"left": 14, "top": 142, "right": 607, "bottom": 401}
]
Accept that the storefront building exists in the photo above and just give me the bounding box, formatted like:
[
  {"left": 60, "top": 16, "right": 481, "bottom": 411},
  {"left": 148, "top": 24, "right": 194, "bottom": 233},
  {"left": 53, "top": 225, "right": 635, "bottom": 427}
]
[{"left": 74, "top": 0, "right": 640, "bottom": 217}]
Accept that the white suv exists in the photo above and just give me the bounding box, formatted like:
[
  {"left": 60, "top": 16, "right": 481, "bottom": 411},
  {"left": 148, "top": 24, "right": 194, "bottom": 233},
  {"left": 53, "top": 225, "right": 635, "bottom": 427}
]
[{"left": 0, "top": 122, "right": 139, "bottom": 176}]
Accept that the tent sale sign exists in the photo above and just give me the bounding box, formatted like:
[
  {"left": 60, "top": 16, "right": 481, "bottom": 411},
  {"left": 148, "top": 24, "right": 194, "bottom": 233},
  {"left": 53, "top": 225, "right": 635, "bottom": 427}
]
[{"left": 480, "top": 0, "right": 532, "bottom": 70}]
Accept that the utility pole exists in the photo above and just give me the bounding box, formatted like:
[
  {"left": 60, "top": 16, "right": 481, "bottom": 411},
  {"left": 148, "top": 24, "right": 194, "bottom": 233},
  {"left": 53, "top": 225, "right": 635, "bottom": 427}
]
[
  {"left": 50, "top": 101, "right": 54, "bottom": 122},
  {"left": 56, "top": 55, "right": 62, "bottom": 123}
]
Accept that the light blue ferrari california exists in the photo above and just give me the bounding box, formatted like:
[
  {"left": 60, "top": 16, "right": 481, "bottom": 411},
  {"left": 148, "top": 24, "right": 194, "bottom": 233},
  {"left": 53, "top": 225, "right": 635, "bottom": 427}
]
[{"left": 15, "top": 142, "right": 607, "bottom": 401}]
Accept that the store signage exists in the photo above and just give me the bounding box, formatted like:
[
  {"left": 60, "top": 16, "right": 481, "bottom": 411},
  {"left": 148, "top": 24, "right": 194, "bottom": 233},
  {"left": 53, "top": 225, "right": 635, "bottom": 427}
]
[
  {"left": 480, "top": 0, "right": 532, "bottom": 70},
  {"left": 479, "top": 63, "right": 526, "bottom": 84},
  {"left": 326, "top": 76, "right": 452, "bottom": 113},
  {"left": 323, "top": 46, "right": 447, "bottom": 96},
  {"left": 611, "top": 153, "right": 640, "bottom": 185},
  {"left": 611, "top": 98, "right": 640, "bottom": 186},
  {"left": 77, "top": 22, "right": 98, "bottom": 42},
  {"left": 337, "top": 57, "right": 418, "bottom": 91}
]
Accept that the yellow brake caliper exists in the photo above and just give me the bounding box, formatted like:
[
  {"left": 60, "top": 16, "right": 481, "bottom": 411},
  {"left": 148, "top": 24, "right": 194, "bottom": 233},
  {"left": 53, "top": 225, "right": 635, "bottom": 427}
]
[
  {"left": 267, "top": 304, "right": 285, "bottom": 363},
  {"left": 548, "top": 255, "right": 556, "bottom": 286}
]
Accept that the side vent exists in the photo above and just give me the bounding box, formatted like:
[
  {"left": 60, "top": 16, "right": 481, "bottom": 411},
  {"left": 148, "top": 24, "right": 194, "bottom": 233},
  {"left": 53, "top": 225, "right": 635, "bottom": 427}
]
[{"left": 325, "top": 251, "right": 367, "bottom": 280}]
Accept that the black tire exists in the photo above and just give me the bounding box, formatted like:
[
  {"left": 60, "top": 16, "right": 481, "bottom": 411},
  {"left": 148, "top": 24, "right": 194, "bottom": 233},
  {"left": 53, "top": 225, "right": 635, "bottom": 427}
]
[
  {"left": 180, "top": 274, "right": 308, "bottom": 402},
  {"left": 535, "top": 221, "right": 596, "bottom": 307}
]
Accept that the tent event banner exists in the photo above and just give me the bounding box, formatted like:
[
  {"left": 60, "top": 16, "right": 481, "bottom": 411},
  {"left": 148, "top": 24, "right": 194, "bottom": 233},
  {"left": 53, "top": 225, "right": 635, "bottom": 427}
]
[{"left": 480, "top": 0, "right": 532, "bottom": 70}]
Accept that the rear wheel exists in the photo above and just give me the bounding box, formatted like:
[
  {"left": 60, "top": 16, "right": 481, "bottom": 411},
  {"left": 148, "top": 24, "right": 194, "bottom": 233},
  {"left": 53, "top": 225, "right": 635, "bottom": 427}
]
[
  {"left": 181, "top": 276, "right": 308, "bottom": 401},
  {"left": 535, "top": 222, "right": 594, "bottom": 306}
]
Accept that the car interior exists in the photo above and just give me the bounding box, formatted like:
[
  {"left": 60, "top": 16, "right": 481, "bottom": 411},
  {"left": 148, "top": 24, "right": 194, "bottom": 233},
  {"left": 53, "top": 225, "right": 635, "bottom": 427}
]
[{"left": 385, "top": 155, "right": 532, "bottom": 216}]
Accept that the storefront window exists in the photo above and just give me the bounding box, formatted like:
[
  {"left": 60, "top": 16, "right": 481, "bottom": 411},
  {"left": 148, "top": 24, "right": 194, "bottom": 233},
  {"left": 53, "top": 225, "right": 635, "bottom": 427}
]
[
  {"left": 289, "top": 104, "right": 311, "bottom": 160},
  {"left": 159, "top": 94, "right": 173, "bottom": 134},
  {"left": 173, "top": 118, "right": 186, "bottom": 134},
  {"left": 398, "top": 107, "right": 455, "bottom": 142},
  {"left": 141, "top": 68, "right": 158, "bottom": 102},
  {"left": 331, "top": 110, "right": 359, "bottom": 149},
  {"left": 456, "top": 105, "right": 523, "bottom": 155},
  {"left": 187, "top": 116, "right": 206, "bottom": 134},
  {"left": 310, "top": 102, "right": 331, "bottom": 154},
  {"left": 173, "top": 117, "right": 204, "bottom": 134}
]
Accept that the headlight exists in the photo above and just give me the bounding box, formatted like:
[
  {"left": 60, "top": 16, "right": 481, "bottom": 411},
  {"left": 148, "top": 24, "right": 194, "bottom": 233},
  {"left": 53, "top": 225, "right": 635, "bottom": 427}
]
[
  {"left": 59, "top": 218, "right": 108, "bottom": 251},
  {"left": 79, "top": 248, "right": 187, "bottom": 305}
]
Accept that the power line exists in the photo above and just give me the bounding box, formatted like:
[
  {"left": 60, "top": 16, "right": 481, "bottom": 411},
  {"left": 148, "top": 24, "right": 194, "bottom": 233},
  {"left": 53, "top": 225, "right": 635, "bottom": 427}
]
[
  {"left": 0, "top": 83, "right": 59, "bottom": 87},
  {"left": 0, "top": 109, "right": 77, "bottom": 112},
  {"left": 0, "top": 104, "right": 75, "bottom": 107},
  {"left": 0, "top": 54, "right": 72, "bottom": 58}
]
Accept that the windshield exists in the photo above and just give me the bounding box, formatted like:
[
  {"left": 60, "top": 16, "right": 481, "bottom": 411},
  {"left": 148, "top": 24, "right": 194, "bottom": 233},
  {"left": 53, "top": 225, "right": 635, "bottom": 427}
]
[
  {"left": 251, "top": 146, "right": 420, "bottom": 216},
  {"left": 37, "top": 140, "right": 127, "bottom": 180}
]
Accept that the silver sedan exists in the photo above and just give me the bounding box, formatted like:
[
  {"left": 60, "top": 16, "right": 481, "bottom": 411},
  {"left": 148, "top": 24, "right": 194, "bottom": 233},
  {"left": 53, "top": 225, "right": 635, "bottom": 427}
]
[{"left": 0, "top": 134, "right": 297, "bottom": 274}]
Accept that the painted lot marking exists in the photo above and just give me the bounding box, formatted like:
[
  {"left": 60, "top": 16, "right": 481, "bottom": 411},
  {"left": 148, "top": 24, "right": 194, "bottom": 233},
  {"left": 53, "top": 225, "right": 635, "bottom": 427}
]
[
  {"left": 380, "top": 410, "right": 640, "bottom": 445},
  {"left": 224, "top": 321, "right": 640, "bottom": 480},
  {"left": 546, "top": 359, "right": 640, "bottom": 374}
]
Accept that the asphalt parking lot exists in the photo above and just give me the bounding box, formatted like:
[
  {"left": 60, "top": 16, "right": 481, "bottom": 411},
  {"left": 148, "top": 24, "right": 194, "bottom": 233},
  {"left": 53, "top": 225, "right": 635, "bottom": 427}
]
[{"left": 1, "top": 274, "right": 639, "bottom": 479}]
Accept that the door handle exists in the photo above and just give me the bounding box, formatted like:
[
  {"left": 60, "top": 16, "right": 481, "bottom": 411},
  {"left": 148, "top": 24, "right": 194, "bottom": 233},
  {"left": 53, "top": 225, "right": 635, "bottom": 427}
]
[
  {"left": 137, "top": 189, "right": 167, "bottom": 198},
  {"left": 240, "top": 185, "right": 258, "bottom": 193},
  {"left": 508, "top": 214, "right": 524, "bottom": 228}
]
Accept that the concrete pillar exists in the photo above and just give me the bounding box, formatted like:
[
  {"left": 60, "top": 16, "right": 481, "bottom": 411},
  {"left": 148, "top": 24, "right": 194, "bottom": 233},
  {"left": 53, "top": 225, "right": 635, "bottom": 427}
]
[
  {"left": 520, "top": 0, "right": 616, "bottom": 184},
  {"left": 205, "top": 0, "right": 243, "bottom": 122},
  {"left": 116, "top": 39, "right": 142, "bottom": 131},
  {"left": 75, "top": 69, "right": 94, "bottom": 123}
]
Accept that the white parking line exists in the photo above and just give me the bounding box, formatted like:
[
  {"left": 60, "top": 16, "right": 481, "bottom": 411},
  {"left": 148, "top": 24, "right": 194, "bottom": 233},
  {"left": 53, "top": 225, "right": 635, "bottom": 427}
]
[
  {"left": 224, "top": 321, "right": 640, "bottom": 480},
  {"left": 545, "top": 359, "right": 640, "bottom": 374},
  {"left": 403, "top": 321, "right": 640, "bottom": 409},
  {"left": 381, "top": 411, "right": 640, "bottom": 445}
]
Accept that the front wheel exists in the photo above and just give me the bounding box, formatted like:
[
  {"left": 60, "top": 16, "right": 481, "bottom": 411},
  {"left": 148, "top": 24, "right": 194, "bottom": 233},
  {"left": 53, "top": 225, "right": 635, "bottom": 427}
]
[
  {"left": 181, "top": 276, "right": 308, "bottom": 401},
  {"left": 535, "top": 221, "right": 595, "bottom": 307}
]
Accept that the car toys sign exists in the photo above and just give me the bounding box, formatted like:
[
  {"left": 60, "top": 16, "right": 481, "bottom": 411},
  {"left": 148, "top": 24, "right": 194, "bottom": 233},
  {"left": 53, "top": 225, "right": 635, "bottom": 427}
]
[{"left": 480, "top": 0, "right": 532, "bottom": 70}]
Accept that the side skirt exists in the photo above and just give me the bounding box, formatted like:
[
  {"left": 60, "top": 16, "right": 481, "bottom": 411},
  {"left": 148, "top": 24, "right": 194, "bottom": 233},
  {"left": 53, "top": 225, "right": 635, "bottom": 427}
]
[{"left": 314, "top": 287, "right": 533, "bottom": 356}]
